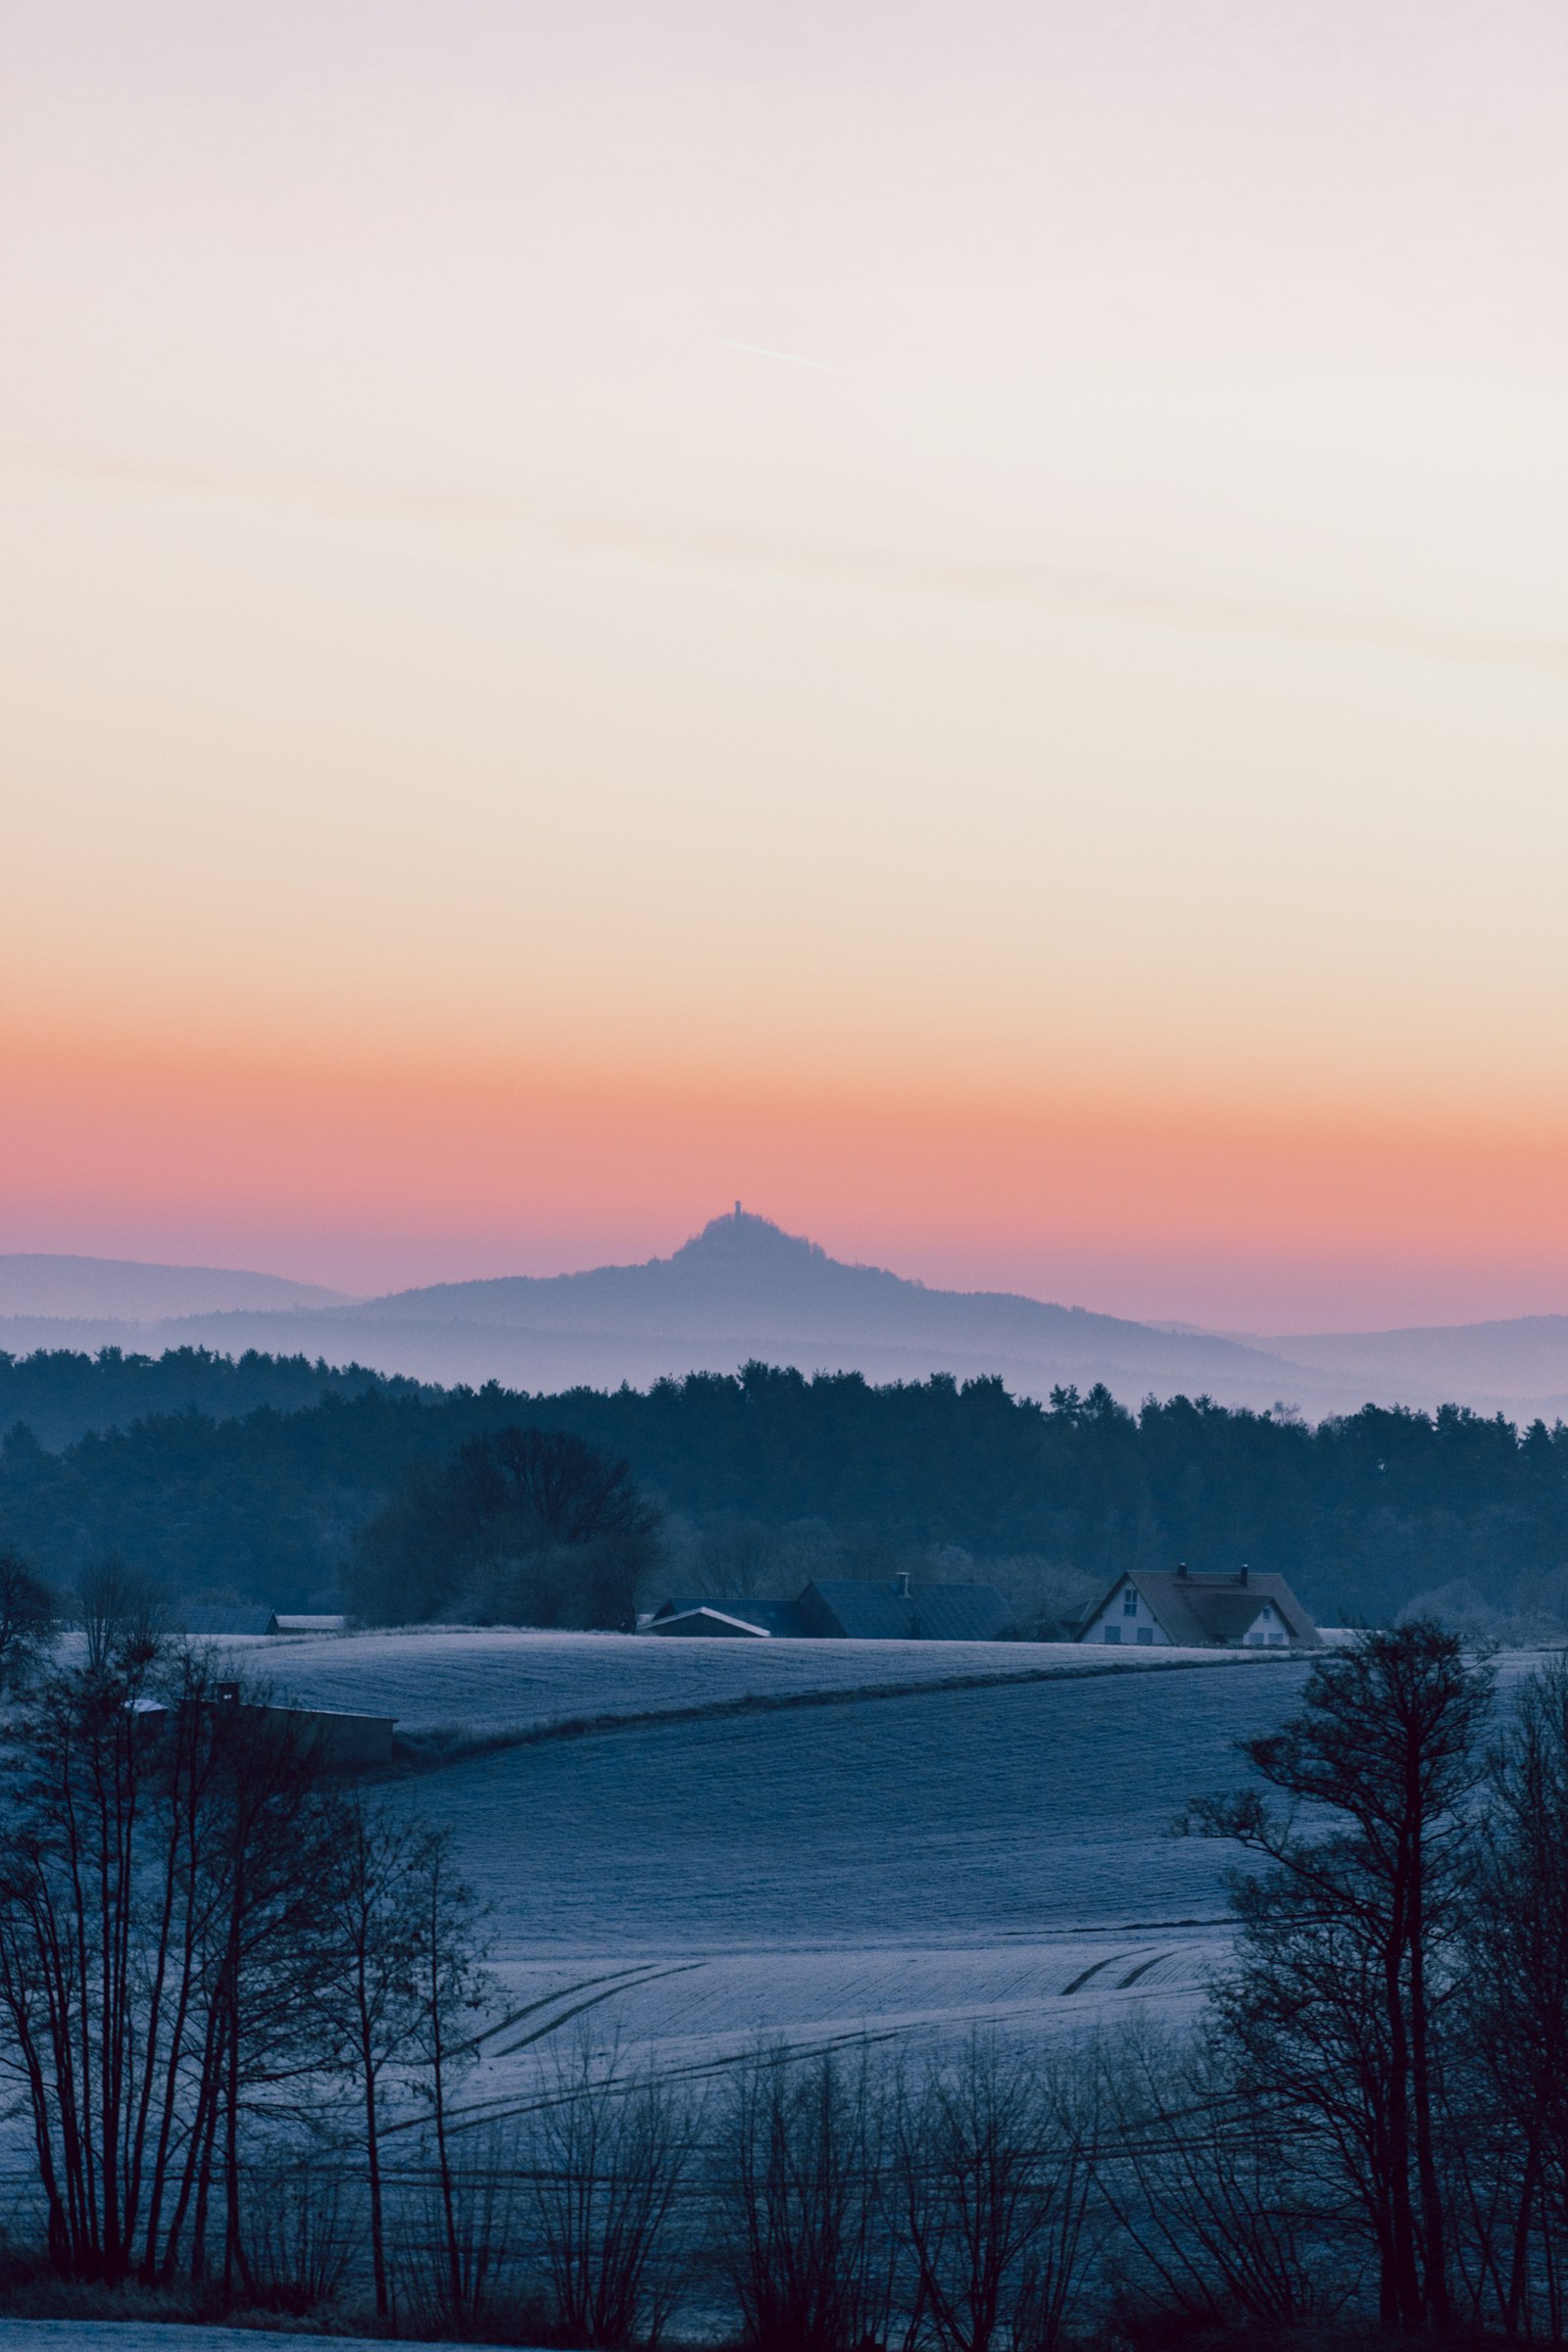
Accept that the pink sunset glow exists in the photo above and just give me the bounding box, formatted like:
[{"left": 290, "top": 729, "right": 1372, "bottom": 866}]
[{"left": 4, "top": 1, "right": 1568, "bottom": 1331}]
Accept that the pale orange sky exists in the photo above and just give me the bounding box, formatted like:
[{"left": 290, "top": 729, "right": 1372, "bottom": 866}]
[{"left": 4, "top": 1, "right": 1568, "bottom": 1329}]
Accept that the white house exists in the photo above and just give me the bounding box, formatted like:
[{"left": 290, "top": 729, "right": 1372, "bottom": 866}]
[{"left": 1076, "top": 1565, "right": 1322, "bottom": 1651}]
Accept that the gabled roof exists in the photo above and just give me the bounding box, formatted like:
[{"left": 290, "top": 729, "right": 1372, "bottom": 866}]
[
  {"left": 647, "top": 1605, "right": 775, "bottom": 1638},
  {"left": 1077, "top": 1570, "right": 1320, "bottom": 1648},
  {"left": 650, "top": 1595, "right": 808, "bottom": 1637},
  {"left": 181, "top": 1605, "right": 279, "bottom": 1638},
  {"left": 800, "top": 1580, "right": 1012, "bottom": 1642}
]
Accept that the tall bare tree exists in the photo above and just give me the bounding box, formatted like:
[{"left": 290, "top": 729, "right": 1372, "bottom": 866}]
[
  {"left": 0, "top": 1626, "right": 338, "bottom": 2289},
  {"left": 1186, "top": 1621, "right": 1492, "bottom": 2329},
  {"left": 312, "top": 1795, "right": 422, "bottom": 2320},
  {"left": 404, "top": 1826, "right": 491, "bottom": 2317}
]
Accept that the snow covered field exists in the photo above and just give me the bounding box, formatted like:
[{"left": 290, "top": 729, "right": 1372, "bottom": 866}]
[
  {"left": 29, "top": 1636, "right": 1551, "bottom": 2138},
  {"left": 370, "top": 1641, "right": 1547, "bottom": 2108},
  {"left": 213, "top": 1622, "right": 1272, "bottom": 1744},
  {"left": 313, "top": 1647, "right": 1314, "bottom": 2121}
]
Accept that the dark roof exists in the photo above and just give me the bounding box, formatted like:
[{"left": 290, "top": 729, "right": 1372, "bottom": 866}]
[
  {"left": 1078, "top": 1571, "right": 1321, "bottom": 1649},
  {"left": 651, "top": 1595, "right": 808, "bottom": 1637},
  {"left": 799, "top": 1580, "right": 1012, "bottom": 1642},
  {"left": 181, "top": 1606, "right": 279, "bottom": 1638}
]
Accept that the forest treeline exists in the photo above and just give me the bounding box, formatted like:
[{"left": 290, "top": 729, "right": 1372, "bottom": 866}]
[
  {"left": 0, "top": 1344, "right": 427, "bottom": 1449},
  {"left": 4, "top": 1348, "right": 1568, "bottom": 1625}
]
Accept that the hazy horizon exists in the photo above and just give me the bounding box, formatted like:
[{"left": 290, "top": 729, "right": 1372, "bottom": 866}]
[{"left": 10, "top": 1207, "right": 1568, "bottom": 1349}]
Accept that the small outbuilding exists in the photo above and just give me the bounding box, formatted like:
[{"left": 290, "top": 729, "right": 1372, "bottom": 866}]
[
  {"left": 1076, "top": 1565, "right": 1321, "bottom": 1652},
  {"left": 645, "top": 1595, "right": 808, "bottom": 1638},
  {"left": 797, "top": 1575, "right": 1012, "bottom": 1642},
  {"left": 180, "top": 1605, "right": 280, "bottom": 1638},
  {"left": 643, "top": 1575, "right": 1012, "bottom": 1642},
  {"left": 213, "top": 1682, "right": 395, "bottom": 1768}
]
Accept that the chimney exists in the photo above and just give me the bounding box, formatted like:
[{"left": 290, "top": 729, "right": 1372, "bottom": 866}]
[
  {"left": 1238, "top": 1562, "right": 1250, "bottom": 1586},
  {"left": 1176, "top": 1561, "right": 1188, "bottom": 1580},
  {"left": 893, "top": 1571, "right": 911, "bottom": 1599},
  {"left": 735, "top": 1200, "right": 743, "bottom": 1217}
]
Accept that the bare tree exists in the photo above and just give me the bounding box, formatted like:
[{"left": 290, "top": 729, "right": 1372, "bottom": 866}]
[
  {"left": 1447, "top": 1654, "right": 1568, "bottom": 2335},
  {"left": 894, "top": 2034, "right": 1096, "bottom": 2352},
  {"left": 0, "top": 1634, "right": 338, "bottom": 2289},
  {"left": 525, "top": 2034, "right": 693, "bottom": 2348},
  {"left": 717, "top": 2045, "right": 896, "bottom": 2352},
  {"left": 1186, "top": 1621, "right": 1492, "bottom": 2329},
  {"left": 1094, "top": 2022, "right": 1358, "bottom": 2330},
  {"left": 404, "top": 1826, "right": 492, "bottom": 2319},
  {"left": 311, "top": 1796, "right": 422, "bottom": 2320}
]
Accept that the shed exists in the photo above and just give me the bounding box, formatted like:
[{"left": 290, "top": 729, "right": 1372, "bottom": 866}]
[
  {"left": 1076, "top": 1566, "right": 1321, "bottom": 1652},
  {"left": 797, "top": 1576, "right": 1012, "bottom": 1642},
  {"left": 212, "top": 1683, "right": 395, "bottom": 1768}
]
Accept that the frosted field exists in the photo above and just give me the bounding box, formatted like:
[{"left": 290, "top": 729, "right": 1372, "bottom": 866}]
[
  {"left": 26, "top": 1639, "right": 1551, "bottom": 2128},
  {"left": 215, "top": 1622, "right": 1268, "bottom": 1743},
  {"left": 331, "top": 1651, "right": 1320, "bottom": 2123}
]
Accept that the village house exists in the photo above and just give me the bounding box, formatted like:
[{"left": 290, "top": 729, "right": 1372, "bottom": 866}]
[{"left": 1075, "top": 1563, "right": 1321, "bottom": 1651}]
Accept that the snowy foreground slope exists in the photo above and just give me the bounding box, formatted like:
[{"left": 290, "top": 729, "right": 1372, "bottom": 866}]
[
  {"left": 202, "top": 1635, "right": 1321, "bottom": 2118},
  {"left": 399, "top": 1642, "right": 1543, "bottom": 2106},
  {"left": 170, "top": 1639, "right": 1552, "bottom": 2116}
]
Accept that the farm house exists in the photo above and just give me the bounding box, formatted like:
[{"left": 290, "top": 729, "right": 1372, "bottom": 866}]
[{"left": 1076, "top": 1564, "right": 1321, "bottom": 1651}]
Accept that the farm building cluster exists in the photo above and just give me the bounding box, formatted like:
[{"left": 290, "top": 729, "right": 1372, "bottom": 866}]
[{"left": 644, "top": 1566, "right": 1321, "bottom": 1650}]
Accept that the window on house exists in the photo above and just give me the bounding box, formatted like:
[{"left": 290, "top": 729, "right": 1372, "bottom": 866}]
[
  {"left": 1123, "top": 1588, "right": 1139, "bottom": 1616},
  {"left": 1103, "top": 1625, "right": 1121, "bottom": 1643},
  {"left": 1137, "top": 1626, "right": 1154, "bottom": 1645}
]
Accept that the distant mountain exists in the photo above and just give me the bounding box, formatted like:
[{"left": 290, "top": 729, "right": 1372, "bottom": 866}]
[
  {"left": 0, "top": 1253, "right": 350, "bottom": 1321},
  {"left": 125, "top": 1209, "right": 1312, "bottom": 1405},
  {"left": 1260, "top": 1315, "right": 1568, "bottom": 1406},
  {"left": 353, "top": 1208, "right": 1290, "bottom": 1367},
  {"left": 10, "top": 1216, "right": 1568, "bottom": 1424}
]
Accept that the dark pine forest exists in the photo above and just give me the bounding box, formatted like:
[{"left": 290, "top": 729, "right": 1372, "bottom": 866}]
[{"left": 2, "top": 1346, "right": 1568, "bottom": 1630}]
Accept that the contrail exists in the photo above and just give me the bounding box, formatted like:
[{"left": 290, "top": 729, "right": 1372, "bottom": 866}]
[{"left": 5, "top": 447, "right": 1565, "bottom": 682}]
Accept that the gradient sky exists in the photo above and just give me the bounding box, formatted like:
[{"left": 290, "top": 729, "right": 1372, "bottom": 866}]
[{"left": 4, "top": 0, "right": 1568, "bottom": 1330}]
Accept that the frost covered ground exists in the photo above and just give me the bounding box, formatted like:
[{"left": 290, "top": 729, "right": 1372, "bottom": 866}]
[
  {"left": 205, "top": 1627, "right": 1300, "bottom": 2069},
  {"left": 31, "top": 1636, "right": 1555, "bottom": 2130},
  {"left": 212, "top": 1621, "right": 1269, "bottom": 1742},
  {"left": 366, "top": 1641, "right": 1544, "bottom": 2108},
  {"left": 286, "top": 1643, "right": 1310, "bottom": 2117}
]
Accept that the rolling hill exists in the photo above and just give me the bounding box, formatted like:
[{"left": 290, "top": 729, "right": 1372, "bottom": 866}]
[{"left": 9, "top": 1215, "right": 1568, "bottom": 1420}]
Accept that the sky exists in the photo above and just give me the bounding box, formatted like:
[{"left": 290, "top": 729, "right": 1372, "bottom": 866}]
[{"left": 3, "top": 0, "right": 1568, "bottom": 1332}]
